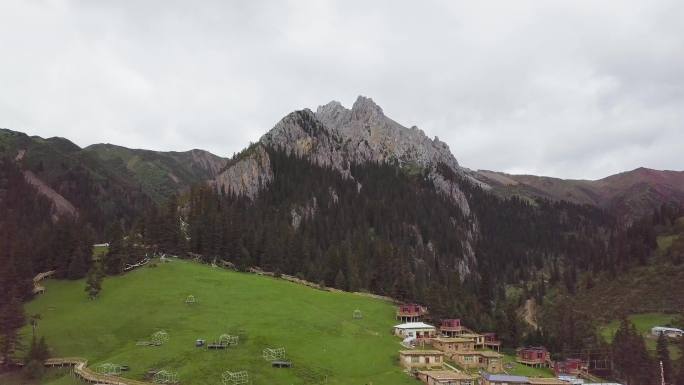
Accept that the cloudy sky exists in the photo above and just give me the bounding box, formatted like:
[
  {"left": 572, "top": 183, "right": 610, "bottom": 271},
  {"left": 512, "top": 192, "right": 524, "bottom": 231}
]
[{"left": 1, "top": 1, "right": 682, "bottom": 179}]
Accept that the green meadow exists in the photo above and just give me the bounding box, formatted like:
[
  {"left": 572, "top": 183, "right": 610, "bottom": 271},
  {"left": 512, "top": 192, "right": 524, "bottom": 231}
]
[
  {"left": 600, "top": 313, "right": 681, "bottom": 361},
  {"left": 19, "top": 259, "right": 415, "bottom": 385}
]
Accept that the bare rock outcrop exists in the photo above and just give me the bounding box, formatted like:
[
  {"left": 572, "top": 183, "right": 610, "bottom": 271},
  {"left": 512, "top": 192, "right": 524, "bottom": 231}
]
[
  {"left": 212, "top": 145, "right": 272, "bottom": 199},
  {"left": 260, "top": 109, "right": 351, "bottom": 177},
  {"left": 316, "top": 96, "right": 461, "bottom": 173}
]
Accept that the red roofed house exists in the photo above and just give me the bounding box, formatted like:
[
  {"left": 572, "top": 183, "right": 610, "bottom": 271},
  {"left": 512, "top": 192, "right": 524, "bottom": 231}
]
[
  {"left": 554, "top": 358, "right": 585, "bottom": 376},
  {"left": 397, "top": 304, "right": 428, "bottom": 323},
  {"left": 483, "top": 332, "right": 502, "bottom": 351},
  {"left": 516, "top": 346, "right": 550, "bottom": 367},
  {"left": 439, "top": 319, "right": 464, "bottom": 337}
]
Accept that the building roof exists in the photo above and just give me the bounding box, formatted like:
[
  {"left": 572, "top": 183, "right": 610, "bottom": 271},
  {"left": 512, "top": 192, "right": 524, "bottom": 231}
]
[
  {"left": 461, "top": 333, "right": 484, "bottom": 338},
  {"left": 518, "top": 346, "right": 548, "bottom": 352},
  {"left": 399, "top": 350, "right": 444, "bottom": 356},
  {"left": 483, "top": 373, "right": 529, "bottom": 383},
  {"left": 394, "top": 322, "right": 436, "bottom": 329},
  {"left": 652, "top": 326, "right": 684, "bottom": 332},
  {"left": 419, "top": 370, "right": 475, "bottom": 380},
  {"left": 432, "top": 337, "right": 473, "bottom": 343},
  {"left": 452, "top": 350, "right": 502, "bottom": 358},
  {"left": 528, "top": 378, "right": 569, "bottom": 385}
]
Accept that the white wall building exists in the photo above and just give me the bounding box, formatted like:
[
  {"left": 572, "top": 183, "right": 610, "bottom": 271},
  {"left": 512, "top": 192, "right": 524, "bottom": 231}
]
[{"left": 394, "top": 322, "right": 437, "bottom": 339}]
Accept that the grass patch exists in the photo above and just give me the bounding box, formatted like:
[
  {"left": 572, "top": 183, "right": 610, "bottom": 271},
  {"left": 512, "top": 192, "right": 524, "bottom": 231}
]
[
  {"left": 599, "top": 313, "right": 681, "bottom": 361},
  {"left": 21, "top": 259, "right": 414, "bottom": 385}
]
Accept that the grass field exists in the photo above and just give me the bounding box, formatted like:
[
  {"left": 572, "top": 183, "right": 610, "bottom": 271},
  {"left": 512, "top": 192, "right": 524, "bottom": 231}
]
[
  {"left": 17, "top": 259, "right": 416, "bottom": 385},
  {"left": 600, "top": 313, "right": 681, "bottom": 361}
]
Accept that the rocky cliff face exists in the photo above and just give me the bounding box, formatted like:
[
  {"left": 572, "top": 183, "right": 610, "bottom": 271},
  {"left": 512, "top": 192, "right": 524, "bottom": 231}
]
[
  {"left": 212, "top": 145, "right": 273, "bottom": 198},
  {"left": 316, "top": 96, "right": 460, "bottom": 173},
  {"left": 212, "top": 96, "right": 474, "bottom": 215},
  {"left": 260, "top": 109, "right": 351, "bottom": 177}
]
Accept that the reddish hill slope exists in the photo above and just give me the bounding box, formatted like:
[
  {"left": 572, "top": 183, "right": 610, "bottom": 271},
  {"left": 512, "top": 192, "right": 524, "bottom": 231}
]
[{"left": 477, "top": 167, "right": 684, "bottom": 222}]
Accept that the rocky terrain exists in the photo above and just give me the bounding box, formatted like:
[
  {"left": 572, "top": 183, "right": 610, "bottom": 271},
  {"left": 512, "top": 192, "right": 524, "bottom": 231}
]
[{"left": 212, "top": 96, "right": 474, "bottom": 215}]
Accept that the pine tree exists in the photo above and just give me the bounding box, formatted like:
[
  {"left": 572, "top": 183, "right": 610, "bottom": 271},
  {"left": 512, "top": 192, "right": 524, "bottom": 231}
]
[
  {"left": 656, "top": 333, "right": 672, "bottom": 385},
  {"left": 104, "top": 224, "right": 127, "bottom": 275},
  {"left": 0, "top": 292, "right": 26, "bottom": 366},
  {"left": 334, "top": 269, "right": 347, "bottom": 290},
  {"left": 26, "top": 335, "right": 49, "bottom": 362},
  {"left": 675, "top": 336, "right": 684, "bottom": 385},
  {"left": 85, "top": 262, "right": 104, "bottom": 299},
  {"left": 67, "top": 250, "right": 88, "bottom": 279}
]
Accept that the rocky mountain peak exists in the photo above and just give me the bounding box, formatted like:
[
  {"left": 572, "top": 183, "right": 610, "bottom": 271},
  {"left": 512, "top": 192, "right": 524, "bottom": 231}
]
[
  {"left": 214, "top": 96, "right": 477, "bottom": 213},
  {"left": 350, "top": 95, "right": 384, "bottom": 122}
]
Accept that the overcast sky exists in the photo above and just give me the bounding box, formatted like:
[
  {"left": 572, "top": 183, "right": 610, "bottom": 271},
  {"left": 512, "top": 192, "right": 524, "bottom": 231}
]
[{"left": 1, "top": 1, "right": 683, "bottom": 179}]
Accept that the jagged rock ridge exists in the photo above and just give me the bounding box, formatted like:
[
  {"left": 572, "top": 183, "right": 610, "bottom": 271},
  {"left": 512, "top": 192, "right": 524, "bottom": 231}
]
[{"left": 213, "top": 96, "right": 473, "bottom": 216}]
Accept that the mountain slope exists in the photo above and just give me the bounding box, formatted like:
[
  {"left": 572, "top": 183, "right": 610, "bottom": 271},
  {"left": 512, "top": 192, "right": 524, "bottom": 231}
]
[
  {"left": 477, "top": 168, "right": 684, "bottom": 222},
  {"left": 84, "top": 143, "right": 228, "bottom": 203},
  {"left": 0, "top": 128, "right": 228, "bottom": 231}
]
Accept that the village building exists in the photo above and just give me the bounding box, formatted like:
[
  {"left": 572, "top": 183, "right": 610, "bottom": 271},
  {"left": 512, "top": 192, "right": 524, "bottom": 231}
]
[
  {"left": 431, "top": 337, "right": 475, "bottom": 353},
  {"left": 516, "top": 346, "right": 550, "bottom": 367},
  {"left": 651, "top": 326, "right": 684, "bottom": 338},
  {"left": 398, "top": 350, "right": 444, "bottom": 370},
  {"left": 481, "top": 373, "right": 530, "bottom": 385},
  {"left": 394, "top": 322, "right": 437, "bottom": 340},
  {"left": 439, "top": 319, "right": 466, "bottom": 337},
  {"left": 460, "top": 333, "right": 485, "bottom": 349},
  {"left": 527, "top": 378, "right": 570, "bottom": 385},
  {"left": 397, "top": 304, "right": 429, "bottom": 323},
  {"left": 482, "top": 373, "right": 568, "bottom": 385},
  {"left": 451, "top": 350, "right": 504, "bottom": 373},
  {"left": 417, "top": 370, "right": 476, "bottom": 385},
  {"left": 554, "top": 358, "right": 585, "bottom": 376},
  {"left": 483, "top": 332, "right": 502, "bottom": 351}
]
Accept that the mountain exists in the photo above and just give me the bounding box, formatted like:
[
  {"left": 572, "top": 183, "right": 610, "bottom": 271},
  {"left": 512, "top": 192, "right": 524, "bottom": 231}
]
[
  {"left": 0, "top": 128, "right": 227, "bottom": 231},
  {"left": 477, "top": 168, "right": 684, "bottom": 223},
  {"left": 84, "top": 143, "right": 228, "bottom": 203},
  {"left": 2, "top": 96, "right": 678, "bottom": 363},
  {"left": 213, "top": 96, "right": 475, "bottom": 214}
]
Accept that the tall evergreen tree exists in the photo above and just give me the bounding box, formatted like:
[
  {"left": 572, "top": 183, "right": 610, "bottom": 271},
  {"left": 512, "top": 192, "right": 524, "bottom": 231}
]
[
  {"left": 656, "top": 333, "right": 672, "bottom": 385},
  {"left": 675, "top": 336, "right": 684, "bottom": 385},
  {"left": 0, "top": 292, "right": 26, "bottom": 367},
  {"left": 85, "top": 262, "right": 104, "bottom": 299}
]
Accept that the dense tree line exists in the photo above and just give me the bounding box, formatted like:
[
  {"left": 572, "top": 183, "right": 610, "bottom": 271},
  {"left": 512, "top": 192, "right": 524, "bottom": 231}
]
[{"left": 0, "top": 158, "right": 92, "bottom": 366}]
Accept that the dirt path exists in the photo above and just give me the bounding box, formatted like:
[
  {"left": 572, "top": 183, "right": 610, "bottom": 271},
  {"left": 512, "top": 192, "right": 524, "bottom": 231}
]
[{"left": 45, "top": 357, "right": 152, "bottom": 385}]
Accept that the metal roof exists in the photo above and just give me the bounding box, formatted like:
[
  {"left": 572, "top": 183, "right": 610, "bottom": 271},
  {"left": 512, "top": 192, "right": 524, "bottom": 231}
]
[
  {"left": 394, "top": 322, "right": 436, "bottom": 329},
  {"left": 483, "top": 373, "right": 530, "bottom": 383}
]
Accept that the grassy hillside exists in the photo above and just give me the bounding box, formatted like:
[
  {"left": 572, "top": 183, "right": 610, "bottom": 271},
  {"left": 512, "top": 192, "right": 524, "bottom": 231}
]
[
  {"left": 20, "top": 260, "right": 415, "bottom": 385},
  {"left": 84, "top": 144, "right": 227, "bottom": 203},
  {"left": 573, "top": 263, "right": 684, "bottom": 320},
  {"left": 599, "top": 313, "right": 681, "bottom": 361}
]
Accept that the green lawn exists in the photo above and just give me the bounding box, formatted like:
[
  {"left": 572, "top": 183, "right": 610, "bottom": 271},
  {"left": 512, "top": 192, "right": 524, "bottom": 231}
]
[
  {"left": 19, "top": 259, "right": 415, "bottom": 385},
  {"left": 600, "top": 313, "right": 681, "bottom": 361},
  {"left": 501, "top": 351, "right": 554, "bottom": 377}
]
